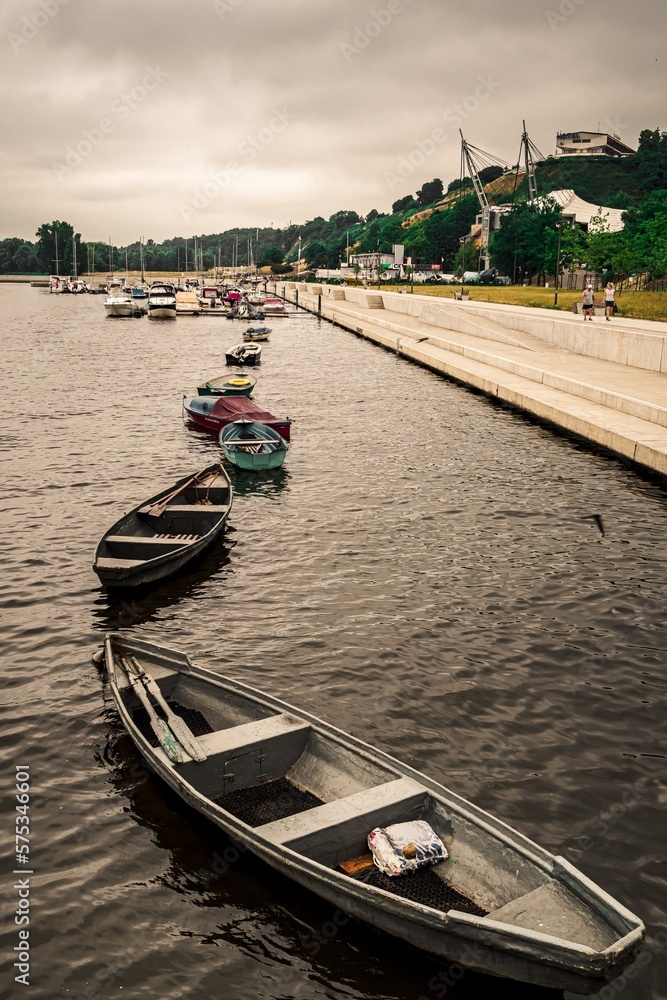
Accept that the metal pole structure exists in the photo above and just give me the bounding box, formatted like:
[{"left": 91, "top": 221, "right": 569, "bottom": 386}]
[{"left": 554, "top": 223, "right": 562, "bottom": 307}]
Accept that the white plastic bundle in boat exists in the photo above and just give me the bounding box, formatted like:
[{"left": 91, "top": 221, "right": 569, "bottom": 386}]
[{"left": 368, "top": 820, "right": 447, "bottom": 877}]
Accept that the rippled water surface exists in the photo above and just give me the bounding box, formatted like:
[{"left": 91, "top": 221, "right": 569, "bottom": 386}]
[{"left": 1, "top": 284, "right": 666, "bottom": 1000}]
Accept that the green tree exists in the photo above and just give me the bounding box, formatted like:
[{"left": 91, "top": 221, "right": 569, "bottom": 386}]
[
  {"left": 259, "top": 245, "right": 284, "bottom": 267},
  {"left": 392, "top": 194, "right": 417, "bottom": 213},
  {"left": 478, "top": 165, "right": 504, "bottom": 186},
  {"left": 416, "top": 179, "right": 444, "bottom": 207},
  {"left": 35, "top": 220, "right": 81, "bottom": 274},
  {"left": 490, "top": 198, "right": 562, "bottom": 281},
  {"left": 305, "top": 241, "right": 328, "bottom": 268}
]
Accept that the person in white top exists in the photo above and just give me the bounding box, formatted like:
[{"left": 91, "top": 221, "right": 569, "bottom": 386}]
[{"left": 604, "top": 282, "right": 616, "bottom": 321}]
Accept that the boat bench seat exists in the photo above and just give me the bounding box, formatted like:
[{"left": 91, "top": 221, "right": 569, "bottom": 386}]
[
  {"left": 256, "top": 776, "right": 426, "bottom": 850},
  {"left": 95, "top": 557, "right": 146, "bottom": 570},
  {"left": 170, "top": 714, "right": 313, "bottom": 798},
  {"left": 194, "top": 713, "right": 311, "bottom": 757},
  {"left": 163, "top": 504, "right": 229, "bottom": 513},
  {"left": 104, "top": 534, "right": 197, "bottom": 546}
]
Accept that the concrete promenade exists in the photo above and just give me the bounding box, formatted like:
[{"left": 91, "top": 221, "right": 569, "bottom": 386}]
[{"left": 270, "top": 281, "right": 667, "bottom": 478}]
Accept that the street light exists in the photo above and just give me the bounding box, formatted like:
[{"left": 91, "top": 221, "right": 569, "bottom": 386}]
[
  {"left": 554, "top": 222, "right": 563, "bottom": 307},
  {"left": 459, "top": 237, "right": 467, "bottom": 284}
]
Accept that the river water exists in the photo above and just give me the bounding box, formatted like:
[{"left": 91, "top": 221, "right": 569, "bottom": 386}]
[{"left": 0, "top": 283, "right": 665, "bottom": 1000}]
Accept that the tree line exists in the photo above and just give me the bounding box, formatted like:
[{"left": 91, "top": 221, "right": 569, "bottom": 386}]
[{"left": 2, "top": 129, "right": 667, "bottom": 283}]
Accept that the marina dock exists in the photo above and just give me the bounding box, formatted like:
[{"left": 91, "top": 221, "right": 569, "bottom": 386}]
[{"left": 273, "top": 281, "right": 667, "bottom": 478}]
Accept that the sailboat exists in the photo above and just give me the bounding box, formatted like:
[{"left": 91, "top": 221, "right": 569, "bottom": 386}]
[{"left": 49, "top": 231, "right": 65, "bottom": 292}]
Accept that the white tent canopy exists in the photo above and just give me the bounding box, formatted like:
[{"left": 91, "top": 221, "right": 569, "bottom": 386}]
[{"left": 544, "top": 189, "right": 625, "bottom": 232}]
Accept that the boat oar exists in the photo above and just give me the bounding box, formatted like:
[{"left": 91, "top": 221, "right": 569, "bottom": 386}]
[
  {"left": 139, "top": 468, "right": 217, "bottom": 519},
  {"left": 116, "top": 652, "right": 188, "bottom": 764},
  {"left": 127, "top": 655, "right": 207, "bottom": 762}
]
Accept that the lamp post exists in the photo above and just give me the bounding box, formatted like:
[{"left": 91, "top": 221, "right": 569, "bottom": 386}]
[
  {"left": 459, "top": 237, "right": 467, "bottom": 284},
  {"left": 554, "top": 222, "right": 563, "bottom": 307}
]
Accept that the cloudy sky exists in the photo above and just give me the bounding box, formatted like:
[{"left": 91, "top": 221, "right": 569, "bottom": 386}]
[{"left": 2, "top": 0, "right": 665, "bottom": 245}]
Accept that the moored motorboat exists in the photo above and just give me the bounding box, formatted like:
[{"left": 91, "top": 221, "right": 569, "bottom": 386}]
[
  {"left": 102, "top": 633, "right": 645, "bottom": 995},
  {"left": 93, "top": 464, "right": 232, "bottom": 589},
  {"left": 175, "top": 290, "right": 202, "bottom": 315},
  {"left": 197, "top": 373, "right": 257, "bottom": 397},
  {"left": 182, "top": 393, "right": 291, "bottom": 440},
  {"left": 104, "top": 285, "right": 135, "bottom": 317},
  {"left": 225, "top": 343, "right": 261, "bottom": 366},
  {"left": 262, "top": 296, "right": 288, "bottom": 315},
  {"left": 219, "top": 418, "right": 288, "bottom": 469},
  {"left": 242, "top": 326, "right": 271, "bottom": 342},
  {"left": 147, "top": 282, "right": 177, "bottom": 320},
  {"left": 198, "top": 286, "right": 224, "bottom": 311}
]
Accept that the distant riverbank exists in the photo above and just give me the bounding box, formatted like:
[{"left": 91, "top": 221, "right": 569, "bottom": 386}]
[{"left": 6, "top": 273, "right": 667, "bottom": 323}]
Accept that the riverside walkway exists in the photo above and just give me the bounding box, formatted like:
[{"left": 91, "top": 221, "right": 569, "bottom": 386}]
[{"left": 271, "top": 281, "right": 667, "bottom": 479}]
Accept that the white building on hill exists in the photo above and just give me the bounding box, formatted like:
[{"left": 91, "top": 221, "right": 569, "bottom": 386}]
[{"left": 555, "top": 131, "right": 635, "bottom": 157}]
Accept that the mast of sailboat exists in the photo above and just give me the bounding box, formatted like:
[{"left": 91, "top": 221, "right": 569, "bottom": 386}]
[
  {"left": 54, "top": 229, "right": 60, "bottom": 276},
  {"left": 108, "top": 237, "right": 114, "bottom": 278},
  {"left": 72, "top": 239, "right": 77, "bottom": 279},
  {"left": 140, "top": 238, "right": 145, "bottom": 283}
]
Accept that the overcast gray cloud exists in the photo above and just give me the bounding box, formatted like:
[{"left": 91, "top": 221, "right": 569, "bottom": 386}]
[{"left": 1, "top": 0, "right": 665, "bottom": 243}]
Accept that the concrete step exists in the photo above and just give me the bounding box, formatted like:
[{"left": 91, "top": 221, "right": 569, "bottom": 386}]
[{"left": 299, "top": 291, "right": 667, "bottom": 431}]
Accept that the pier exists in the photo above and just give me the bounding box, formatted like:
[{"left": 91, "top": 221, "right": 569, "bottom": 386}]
[{"left": 272, "top": 281, "right": 667, "bottom": 478}]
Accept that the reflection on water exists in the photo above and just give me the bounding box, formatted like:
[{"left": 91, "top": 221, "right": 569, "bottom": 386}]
[
  {"left": 91, "top": 537, "right": 237, "bottom": 631},
  {"left": 1, "top": 284, "right": 666, "bottom": 999},
  {"left": 226, "top": 465, "right": 290, "bottom": 499}
]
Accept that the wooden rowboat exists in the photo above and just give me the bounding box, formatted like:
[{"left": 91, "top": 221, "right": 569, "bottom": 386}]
[
  {"left": 219, "top": 418, "right": 288, "bottom": 470},
  {"left": 93, "top": 465, "right": 232, "bottom": 589},
  {"left": 103, "top": 633, "right": 644, "bottom": 993},
  {"left": 196, "top": 373, "right": 257, "bottom": 397}
]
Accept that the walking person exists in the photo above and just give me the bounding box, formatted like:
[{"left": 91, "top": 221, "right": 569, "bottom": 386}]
[
  {"left": 582, "top": 283, "right": 595, "bottom": 320},
  {"left": 604, "top": 281, "right": 616, "bottom": 321}
]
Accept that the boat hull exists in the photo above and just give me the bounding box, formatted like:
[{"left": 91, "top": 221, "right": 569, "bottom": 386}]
[
  {"left": 225, "top": 353, "right": 260, "bottom": 366},
  {"left": 103, "top": 634, "right": 644, "bottom": 995},
  {"left": 105, "top": 303, "right": 135, "bottom": 317},
  {"left": 183, "top": 404, "right": 291, "bottom": 440},
  {"left": 148, "top": 305, "right": 177, "bottom": 319},
  {"left": 222, "top": 447, "right": 287, "bottom": 470}
]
